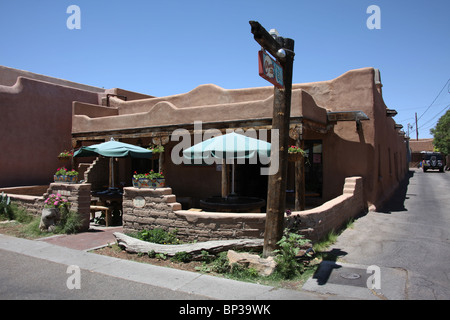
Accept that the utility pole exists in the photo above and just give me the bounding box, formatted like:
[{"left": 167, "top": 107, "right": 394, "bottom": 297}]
[
  {"left": 415, "top": 112, "right": 419, "bottom": 140},
  {"left": 250, "top": 21, "right": 295, "bottom": 257}
]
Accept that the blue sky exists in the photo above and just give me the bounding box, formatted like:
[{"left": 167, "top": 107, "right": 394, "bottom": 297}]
[{"left": 1, "top": 0, "right": 449, "bottom": 139}]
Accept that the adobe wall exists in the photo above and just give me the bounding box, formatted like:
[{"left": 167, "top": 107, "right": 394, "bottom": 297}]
[
  {"left": 122, "top": 177, "right": 365, "bottom": 242},
  {"left": 287, "top": 176, "right": 365, "bottom": 241},
  {"left": 0, "top": 65, "right": 105, "bottom": 93},
  {"left": 296, "top": 68, "right": 408, "bottom": 208},
  {"left": 0, "top": 66, "right": 153, "bottom": 189},
  {"left": 0, "top": 77, "right": 101, "bottom": 188}
]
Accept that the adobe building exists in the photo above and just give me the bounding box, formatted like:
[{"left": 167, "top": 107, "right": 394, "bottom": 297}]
[
  {"left": 0, "top": 65, "right": 152, "bottom": 187},
  {"left": 408, "top": 138, "right": 434, "bottom": 167},
  {"left": 0, "top": 65, "right": 409, "bottom": 211}
]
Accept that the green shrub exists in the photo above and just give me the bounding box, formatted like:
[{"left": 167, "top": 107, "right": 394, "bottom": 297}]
[
  {"left": 209, "top": 251, "right": 231, "bottom": 274},
  {"left": 172, "top": 251, "right": 192, "bottom": 263},
  {"left": 55, "top": 209, "right": 83, "bottom": 234},
  {"left": 136, "top": 228, "right": 181, "bottom": 245},
  {"left": 274, "top": 231, "right": 311, "bottom": 279},
  {"left": 0, "top": 192, "right": 13, "bottom": 220}
]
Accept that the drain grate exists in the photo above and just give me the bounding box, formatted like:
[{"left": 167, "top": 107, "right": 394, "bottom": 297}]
[
  {"left": 340, "top": 272, "right": 361, "bottom": 280},
  {"left": 312, "top": 262, "right": 373, "bottom": 288},
  {"left": 328, "top": 267, "right": 369, "bottom": 288}
]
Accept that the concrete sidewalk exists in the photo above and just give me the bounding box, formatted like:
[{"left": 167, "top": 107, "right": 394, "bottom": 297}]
[{"left": 0, "top": 233, "right": 338, "bottom": 300}]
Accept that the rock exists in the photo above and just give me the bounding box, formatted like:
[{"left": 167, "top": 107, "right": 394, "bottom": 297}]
[
  {"left": 39, "top": 208, "right": 60, "bottom": 232},
  {"left": 227, "top": 250, "right": 277, "bottom": 276},
  {"left": 113, "top": 232, "right": 264, "bottom": 260}
]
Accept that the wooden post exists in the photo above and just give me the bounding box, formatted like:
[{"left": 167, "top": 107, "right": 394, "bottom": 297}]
[
  {"left": 159, "top": 151, "right": 164, "bottom": 174},
  {"left": 221, "top": 161, "right": 229, "bottom": 198},
  {"left": 250, "top": 21, "right": 295, "bottom": 257},
  {"left": 295, "top": 138, "right": 305, "bottom": 211}
]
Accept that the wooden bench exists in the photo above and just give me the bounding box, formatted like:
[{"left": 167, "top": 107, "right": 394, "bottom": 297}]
[{"left": 90, "top": 205, "right": 111, "bottom": 227}]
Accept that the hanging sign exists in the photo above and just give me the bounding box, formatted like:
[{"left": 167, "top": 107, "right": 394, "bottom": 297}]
[{"left": 258, "top": 50, "right": 284, "bottom": 88}]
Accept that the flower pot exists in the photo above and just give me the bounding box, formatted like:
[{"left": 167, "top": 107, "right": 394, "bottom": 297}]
[
  {"left": 151, "top": 153, "right": 160, "bottom": 160},
  {"left": 138, "top": 178, "right": 150, "bottom": 188},
  {"left": 54, "top": 175, "right": 77, "bottom": 183},
  {"left": 66, "top": 175, "right": 78, "bottom": 184},
  {"left": 132, "top": 178, "right": 139, "bottom": 188},
  {"left": 288, "top": 152, "right": 303, "bottom": 162},
  {"left": 54, "top": 175, "right": 67, "bottom": 183},
  {"left": 155, "top": 178, "right": 166, "bottom": 188}
]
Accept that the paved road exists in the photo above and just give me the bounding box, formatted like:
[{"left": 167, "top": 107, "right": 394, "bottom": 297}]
[
  {"left": 310, "top": 168, "right": 450, "bottom": 299},
  {"left": 0, "top": 248, "right": 210, "bottom": 300}
]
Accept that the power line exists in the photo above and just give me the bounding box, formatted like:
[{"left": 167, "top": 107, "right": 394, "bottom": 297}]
[
  {"left": 419, "top": 104, "right": 450, "bottom": 130},
  {"left": 417, "top": 78, "right": 450, "bottom": 122},
  {"left": 409, "top": 78, "right": 450, "bottom": 134}
]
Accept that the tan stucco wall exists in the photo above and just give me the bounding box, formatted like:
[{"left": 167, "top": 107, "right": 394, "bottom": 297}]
[{"left": 72, "top": 86, "right": 327, "bottom": 135}]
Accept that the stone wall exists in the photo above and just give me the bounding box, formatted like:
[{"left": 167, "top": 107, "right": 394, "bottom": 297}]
[
  {"left": 122, "top": 177, "right": 365, "bottom": 242},
  {"left": 122, "top": 187, "right": 265, "bottom": 242},
  {"left": 6, "top": 183, "right": 91, "bottom": 232},
  {"left": 45, "top": 183, "right": 91, "bottom": 231},
  {"left": 83, "top": 157, "right": 110, "bottom": 191}
]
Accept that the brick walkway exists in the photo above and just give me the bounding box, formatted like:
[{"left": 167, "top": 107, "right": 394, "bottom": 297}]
[{"left": 37, "top": 225, "right": 123, "bottom": 251}]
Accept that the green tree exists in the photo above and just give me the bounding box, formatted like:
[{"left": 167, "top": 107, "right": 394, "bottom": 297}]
[{"left": 430, "top": 109, "right": 450, "bottom": 154}]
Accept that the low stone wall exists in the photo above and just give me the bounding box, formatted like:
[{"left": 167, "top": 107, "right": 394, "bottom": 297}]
[
  {"left": 6, "top": 194, "right": 44, "bottom": 216},
  {"left": 122, "top": 176, "right": 365, "bottom": 242},
  {"left": 5, "top": 183, "right": 91, "bottom": 232}
]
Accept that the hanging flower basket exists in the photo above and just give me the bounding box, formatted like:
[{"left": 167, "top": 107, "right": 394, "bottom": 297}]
[
  {"left": 147, "top": 145, "right": 164, "bottom": 160},
  {"left": 288, "top": 152, "right": 303, "bottom": 162},
  {"left": 57, "top": 151, "right": 73, "bottom": 162},
  {"left": 288, "top": 146, "right": 306, "bottom": 162}
]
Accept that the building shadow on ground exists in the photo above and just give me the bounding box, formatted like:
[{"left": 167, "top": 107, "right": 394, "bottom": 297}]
[{"left": 376, "top": 170, "right": 415, "bottom": 214}]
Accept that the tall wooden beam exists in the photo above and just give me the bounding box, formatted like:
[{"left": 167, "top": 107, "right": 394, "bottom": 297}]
[{"left": 250, "top": 21, "right": 295, "bottom": 257}]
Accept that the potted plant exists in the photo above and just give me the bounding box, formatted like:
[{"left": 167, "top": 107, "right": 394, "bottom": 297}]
[
  {"left": 132, "top": 170, "right": 165, "bottom": 188},
  {"left": 54, "top": 167, "right": 68, "bottom": 183},
  {"left": 148, "top": 145, "right": 164, "bottom": 159},
  {"left": 152, "top": 171, "right": 165, "bottom": 188},
  {"left": 57, "top": 150, "right": 73, "bottom": 161},
  {"left": 54, "top": 167, "right": 78, "bottom": 183},
  {"left": 66, "top": 169, "right": 79, "bottom": 184},
  {"left": 132, "top": 171, "right": 141, "bottom": 187},
  {"left": 132, "top": 171, "right": 150, "bottom": 188},
  {"left": 288, "top": 145, "right": 306, "bottom": 162}
]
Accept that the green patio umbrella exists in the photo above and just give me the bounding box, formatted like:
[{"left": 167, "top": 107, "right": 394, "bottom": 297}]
[
  {"left": 74, "top": 138, "right": 153, "bottom": 188},
  {"left": 74, "top": 138, "right": 153, "bottom": 159},
  {"left": 182, "top": 132, "right": 271, "bottom": 195}
]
